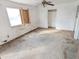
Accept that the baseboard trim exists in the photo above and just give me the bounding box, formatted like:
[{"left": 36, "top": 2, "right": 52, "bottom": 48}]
[{"left": 0, "top": 27, "right": 39, "bottom": 47}]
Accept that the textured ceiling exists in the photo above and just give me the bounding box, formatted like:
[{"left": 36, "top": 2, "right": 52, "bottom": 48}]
[{"left": 9, "top": 0, "right": 77, "bottom": 5}]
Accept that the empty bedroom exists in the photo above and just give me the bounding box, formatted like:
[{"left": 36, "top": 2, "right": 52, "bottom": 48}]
[{"left": 0, "top": 0, "right": 79, "bottom": 59}]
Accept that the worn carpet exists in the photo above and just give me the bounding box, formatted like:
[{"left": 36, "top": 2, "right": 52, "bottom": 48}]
[{"left": 0, "top": 28, "right": 77, "bottom": 59}]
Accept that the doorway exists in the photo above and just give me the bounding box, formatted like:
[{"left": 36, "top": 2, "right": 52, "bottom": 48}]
[{"left": 48, "top": 9, "right": 57, "bottom": 28}]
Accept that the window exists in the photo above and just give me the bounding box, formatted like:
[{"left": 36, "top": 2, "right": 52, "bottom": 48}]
[
  {"left": 7, "top": 8, "right": 30, "bottom": 27},
  {"left": 6, "top": 8, "right": 22, "bottom": 26}
]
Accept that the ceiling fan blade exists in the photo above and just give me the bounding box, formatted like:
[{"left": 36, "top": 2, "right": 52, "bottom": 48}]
[{"left": 46, "top": 3, "right": 54, "bottom": 6}]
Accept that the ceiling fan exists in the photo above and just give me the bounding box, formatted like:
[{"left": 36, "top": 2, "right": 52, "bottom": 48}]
[{"left": 42, "top": 0, "right": 54, "bottom": 7}]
